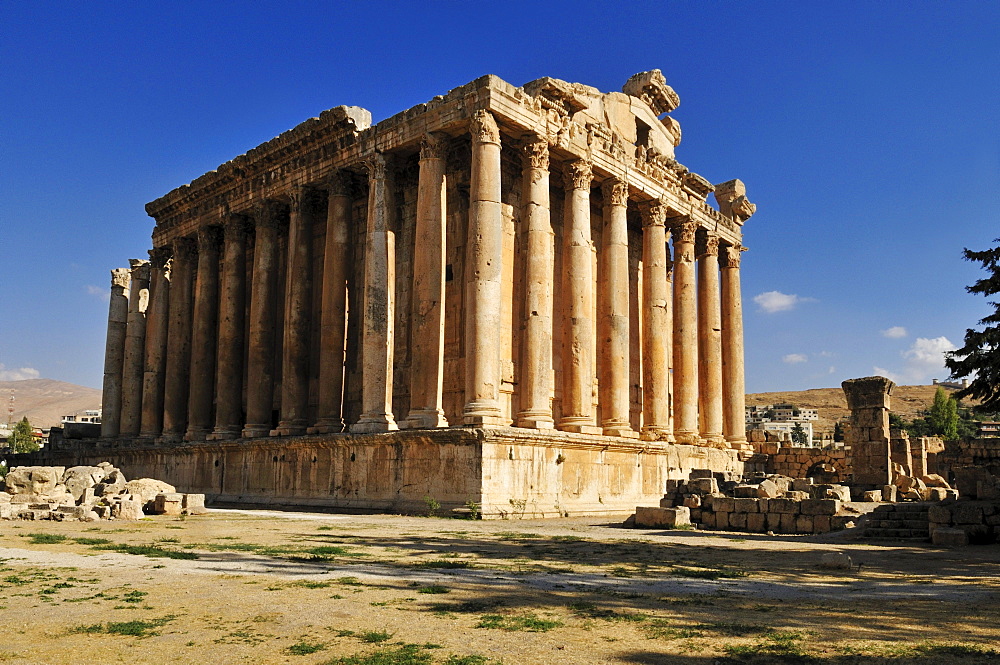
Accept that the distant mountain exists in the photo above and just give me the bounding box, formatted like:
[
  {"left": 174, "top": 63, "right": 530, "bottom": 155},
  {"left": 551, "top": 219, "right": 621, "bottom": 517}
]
[
  {"left": 0, "top": 379, "right": 102, "bottom": 429},
  {"left": 746, "top": 383, "right": 967, "bottom": 434}
]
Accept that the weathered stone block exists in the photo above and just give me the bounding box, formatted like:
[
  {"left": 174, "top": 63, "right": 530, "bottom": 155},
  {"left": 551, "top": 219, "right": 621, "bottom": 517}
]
[
  {"left": 153, "top": 493, "right": 184, "bottom": 517},
  {"left": 882, "top": 485, "right": 897, "bottom": 502},
  {"left": 769, "top": 498, "right": 799, "bottom": 514},
  {"left": 730, "top": 512, "right": 747, "bottom": 530},
  {"left": 700, "top": 511, "right": 716, "bottom": 529},
  {"left": 928, "top": 505, "right": 952, "bottom": 524},
  {"left": 862, "top": 490, "right": 882, "bottom": 502},
  {"left": 952, "top": 503, "right": 984, "bottom": 525},
  {"left": 932, "top": 527, "right": 969, "bottom": 547},
  {"left": 801, "top": 499, "right": 840, "bottom": 516},
  {"left": 757, "top": 479, "right": 780, "bottom": 498},
  {"left": 779, "top": 512, "right": 797, "bottom": 534},
  {"left": 689, "top": 469, "right": 714, "bottom": 479},
  {"left": 819, "top": 551, "right": 853, "bottom": 569},
  {"left": 710, "top": 497, "right": 735, "bottom": 513},
  {"left": 635, "top": 506, "right": 691, "bottom": 528},
  {"left": 716, "top": 511, "right": 730, "bottom": 529},
  {"left": 795, "top": 515, "right": 814, "bottom": 532},
  {"left": 733, "top": 498, "right": 759, "bottom": 513},
  {"left": 785, "top": 491, "right": 809, "bottom": 501},
  {"left": 746, "top": 512, "right": 767, "bottom": 532},
  {"left": 683, "top": 495, "right": 701, "bottom": 509},
  {"left": 813, "top": 515, "right": 831, "bottom": 533},
  {"left": 688, "top": 478, "right": 718, "bottom": 495}
]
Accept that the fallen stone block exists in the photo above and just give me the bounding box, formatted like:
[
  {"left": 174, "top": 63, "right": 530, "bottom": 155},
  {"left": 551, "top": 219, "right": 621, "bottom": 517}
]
[
  {"left": 932, "top": 527, "right": 969, "bottom": 547},
  {"left": 181, "top": 493, "right": 207, "bottom": 515},
  {"left": 62, "top": 466, "right": 108, "bottom": 501},
  {"left": 153, "top": 493, "right": 184, "bottom": 517},
  {"left": 688, "top": 478, "right": 718, "bottom": 495},
  {"left": 634, "top": 506, "right": 691, "bottom": 528},
  {"left": 757, "top": 479, "right": 780, "bottom": 498},
  {"left": 862, "top": 490, "right": 882, "bottom": 502},
  {"left": 125, "top": 479, "right": 178, "bottom": 511},
  {"left": 882, "top": 485, "right": 898, "bottom": 502},
  {"left": 801, "top": 499, "right": 841, "bottom": 516},
  {"left": 819, "top": 551, "right": 853, "bottom": 569}
]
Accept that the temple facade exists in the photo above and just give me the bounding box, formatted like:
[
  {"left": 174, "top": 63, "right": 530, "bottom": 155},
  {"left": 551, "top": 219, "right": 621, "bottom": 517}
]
[{"left": 85, "top": 71, "right": 755, "bottom": 517}]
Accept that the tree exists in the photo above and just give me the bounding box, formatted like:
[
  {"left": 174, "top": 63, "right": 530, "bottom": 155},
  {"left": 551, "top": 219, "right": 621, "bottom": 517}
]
[
  {"left": 926, "top": 387, "right": 959, "bottom": 440},
  {"left": 791, "top": 422, "right": 809, "bottom": 446},
  {"left": 946, "top": 239, "right": 1000, "bottom": 411},
  {"left": 8, "top": 416, "right": 39, "bottom": 453},
  {"left": 833, "top": 421, "right": 844, "bottom": 442}
]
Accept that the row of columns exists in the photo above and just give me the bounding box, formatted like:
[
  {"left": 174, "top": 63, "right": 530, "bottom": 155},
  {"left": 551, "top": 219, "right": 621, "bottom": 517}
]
[{"left": 100, "top": 110, "right": 746, "bottom": 448}]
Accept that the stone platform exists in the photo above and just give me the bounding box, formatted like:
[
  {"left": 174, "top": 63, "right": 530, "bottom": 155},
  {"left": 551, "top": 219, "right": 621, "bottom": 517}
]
[{"left": 21, "top": 428, "right": 742, "bottom": 519}]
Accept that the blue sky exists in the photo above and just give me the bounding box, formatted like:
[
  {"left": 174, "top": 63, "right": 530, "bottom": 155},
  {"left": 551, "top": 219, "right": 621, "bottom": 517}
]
[{"left": 2, "top": 1, "right": 998, "bottom": 392}]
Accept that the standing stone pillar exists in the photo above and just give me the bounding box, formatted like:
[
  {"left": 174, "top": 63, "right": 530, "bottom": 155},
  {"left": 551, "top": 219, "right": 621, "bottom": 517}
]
[
  {"left": 210, "top": 215, "right": 249, "bottom": 440},
  {"left": 312, "top": 172, "right": 352, "bottom": 434},
  {"left": 405, "top": 134, "right": 449, "bottom": 428},
  {"left": 140, "top": 247, "right": 171, "bottom": 438},
  {"left": 639, "top": 200, "right": 672, "bottom": 441},
  {"left": 350, "top": 153, "right": 398, "bottom": 433},
  {"left": 516, "top": 137, "right": 555, "bottom": 429},
  {"left": 184, "top": 225, "right": 222, "bottom": 441},
  {"left": 243, "top": 202, "right": 284, "bottom": 438},
  {"left": 161, "top": 236, "right": 197, "bottom": 442},
  {"left": 462, "top": 110, "right": 506, "bottom": 426},
  {"left": 671, "top": 218, "right": 699, "bottom": 444},
  {"left": 697, "top": 232, "right": 725, "bottom": 446},
  {"left": 721, "top": 243, "right": 748, "bottom": 448},
  {"left": 842, "top": 376, "right": 895, "bottom": 487},
  {"left": 100, "top": 268, "right": 131, "bottom": 438},
  {"left": 558, "top": 159, "right": 600, "bottom": 435},
  {"left": 276, "top": 186, "right": 314, "bottom": 436},
  {"left": 120, "top": 259, "right": 150, "bottom": 437},
  {"left": 599, "top": 179, "right": 636, "bottom": 438}
]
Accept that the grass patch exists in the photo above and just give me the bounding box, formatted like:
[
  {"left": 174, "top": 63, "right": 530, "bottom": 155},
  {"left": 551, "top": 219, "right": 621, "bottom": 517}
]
[
  {"left": 92, "top": 543, "right": 198, "bottom": 560},
  {"left": 25, "top": 533, "right": 67, "bottom": 545},
  {"left": 73, "top": 537, "right": 112, "bottom": 546},
  {"left": 640, "top": 619, "right": 702, "bottom": 640},
  {"left": 721, "top": 631, "right": 811, "bottom": 660},
  {"left": 672, "top": 566, "right": 747, "bottom": 580},
  {"left": 358, "top": 630, "right": 394, "bottom": 643},
  {"left": 476, "top": 613, "right": 561, "bottom": 632},
  {"left": 325, "top": 644, "right": 432, "bottom": 665},
  {"left": 72, "top": 616, "right": 174, "bottom": 638},
  {"left": 416, "top": 585, "right": 449, "bottom": 595},
  {"left": 411, "top": 559, "right": 472, "bottom": 570},
  {"left": 442, "top": 656, "right": 497, "bottom": 665},
  {"left": 293, "top": 580, "right": 332, "bottom": 589},
  {"left": 287, "top": 641, "right": 327, "bottom": 655},
  {"left": 568, "top": 602, "right": 647, "bottom": 622}
]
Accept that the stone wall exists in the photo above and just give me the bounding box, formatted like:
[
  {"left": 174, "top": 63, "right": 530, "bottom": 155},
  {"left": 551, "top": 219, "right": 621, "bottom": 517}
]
[
  {"left": 745, "top": 446, "right": 849, "bottom": 483},
  {"left": 694, "top": 495, "right": 856, "bottom": 534},
  {"left": 19, "top": 429, "right": 742, "bottom": 519}
]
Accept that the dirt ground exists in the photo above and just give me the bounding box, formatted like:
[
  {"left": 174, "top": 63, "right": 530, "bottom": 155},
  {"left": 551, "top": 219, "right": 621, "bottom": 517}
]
[{"left": 0, "top": 509, "right": 998, "bottom": 665}]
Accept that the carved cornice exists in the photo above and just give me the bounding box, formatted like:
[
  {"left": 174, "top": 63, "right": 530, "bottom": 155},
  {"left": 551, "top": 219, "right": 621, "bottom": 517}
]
[
  {"left": 172, "top": 236, "right": 198, "bottom": 263},
  {"left": 639, "top": 199, "right": 667, "bottom": 228},
  {"left": 622, "top": 69, "right": 680, "bottom": 114},
  {"left": 470, "top": 110, "right": 500, "bottom": 145},
  {"left": 148, "top": 246, "right": 172, "bottom": 270},
  {"left": 327, "top": 170, "right": 353, "bottom": 198},
  {"left": 110, "top": 268, "right": 131, "bottom": 290},
  {"left": 419, "top": 132, "right": 447, "bottom": 161},
  {"left": 723, "top": 243, "right": 744, "bottom": 269},
  {"left": 128, "top": 258, "right": 151, "bottom": 283},
  {"left": 714, "top": 179, "right": 756, "bottom": 225},
  {"left": 602, "top": 179, "right": 629, "bottom": 208},
  {"left": 563, "top": 159, "right": 593, "bottom": 191},
  {"left": 670, "top": 219, "right": 698, "bottom": 245},
  {"left": 522, "top": 137, "right": 549, "bottom": 172}
]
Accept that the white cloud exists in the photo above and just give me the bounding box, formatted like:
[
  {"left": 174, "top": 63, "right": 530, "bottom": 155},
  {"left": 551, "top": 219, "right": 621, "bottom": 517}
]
[
  {"left": 86, "top": 284, "right": 110, "bottom": 300},
  {"left": 752, "top": 291, "right": 816, "bottom": 313},
  {"left": 881, "top": 326, "right": 908, "bottom": 339},
  {"left": 874, "top": 336, "right": 956, "bottom": 384},
  {"left": 0, "top": 364, "right": 41, "bottom": 381},
  {"left": 782, "top": 353, "right": 808, "bottom": 364}
]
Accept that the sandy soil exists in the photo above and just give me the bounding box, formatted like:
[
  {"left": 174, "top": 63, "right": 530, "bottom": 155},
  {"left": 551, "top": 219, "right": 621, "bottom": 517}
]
[{"left": 0, "top": 510, "right": 998, "bottom": 665}]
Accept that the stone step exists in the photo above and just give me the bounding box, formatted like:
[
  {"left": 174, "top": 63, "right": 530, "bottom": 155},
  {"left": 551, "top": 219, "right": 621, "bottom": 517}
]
[{"left": 862, "top": 528, "right": 929, "bottom": 540}]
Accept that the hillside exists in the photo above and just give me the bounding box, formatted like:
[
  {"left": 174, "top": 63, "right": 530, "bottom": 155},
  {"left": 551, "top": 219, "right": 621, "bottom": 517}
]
[
  {"left": 746, "top": 383, "right": 967, "bottom": 434},
  {"left": 1, "top": 379, "right": 102, "bottom": 429}
]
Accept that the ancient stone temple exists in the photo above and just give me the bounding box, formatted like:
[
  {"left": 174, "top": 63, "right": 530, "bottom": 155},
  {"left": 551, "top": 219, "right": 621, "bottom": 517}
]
[{"left": 81, "top": 71, "right": 756, "bottom": 516}]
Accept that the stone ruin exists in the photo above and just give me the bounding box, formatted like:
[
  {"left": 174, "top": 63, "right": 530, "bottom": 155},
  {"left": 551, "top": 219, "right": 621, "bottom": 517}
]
[{"left": 0, "top": 463, "right": 206, "bottom": 521}]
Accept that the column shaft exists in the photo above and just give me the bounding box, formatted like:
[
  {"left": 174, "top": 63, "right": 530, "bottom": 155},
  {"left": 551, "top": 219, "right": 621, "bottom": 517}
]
[
  {"left": 516, "top": 138, "right": 555, "bottom": 429},
  {"left": 276, "top": 187, "right": 314, "bottom": 435},
  {"left": 185, "top": 225, "right": 222, "bottom": 440},
  {"left": 462, "top": 110, "right": 506, "bottom": 426},
  {"left": 350, "top": 153, "right": 398, "bottom": 433},
  {"left": 639, "top": 201, "right": 672, "bottom": 440},
  {"left": 139, "top": 248, "right": 171, "bottom": 437},
  {"left": 312, "top": 173, "right": 351, "bottom": 434},
  {"left": 697, "top": 233, "right": 725, "bottom": 445},
  {"left": 599, "top": 179, "right": 636, "bottom": 438},
  {"left": 721, "top": 244, "right": 748, "bottom": 447},
  {"left": 406, "top": 134, "right": 449, "bottom": 428},
  {"left": 558, "top": 160, "right": 600, "bottom": 434},
  {"left": 243, "top": 203, "right": 283, "bottom": 438},
  {"left": 671, "top": 220, "right": 699, "bottom": 444},
  {"left": 120, "top": 259, "right": 150, "bottom": 437},
  {"left": 161, "top": 237, "right": 196, "bottom": 441},
  {"left": 210, "top": 216, "right": 248, "bottom": 440},
  {"left": 100, "top": 268, "right": 130, "bottom": 437}
]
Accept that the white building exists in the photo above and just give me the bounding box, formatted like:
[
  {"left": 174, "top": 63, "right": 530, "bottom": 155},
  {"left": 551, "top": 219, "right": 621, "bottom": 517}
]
[{"left": 62, "top": 409, "right": 102, "bottom": 424}]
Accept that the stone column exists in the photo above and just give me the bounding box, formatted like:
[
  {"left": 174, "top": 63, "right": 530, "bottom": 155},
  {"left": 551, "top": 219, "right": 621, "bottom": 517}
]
[
  {"left": 462, "top": 110, "right": 506, "bottom": 426},
  {"left": 671, "top": 218, "right": 699, "bottom": 444},
  {"left": 721, "top": 243, "right": 748, "bottom": 448},
  {"left": 697, "top": 232, "right": 725, "bottom": 446},
  {"left": 100, "top": 267, "right": 131, "bottom": 438},
  {"left": 843, "top": 376, "right": 895, "bottom": 487},
  {"left": 639, "top": 200, "right": 672, "bottom": 441},
  {"left": 350, "top": 153, "right": 398, "bottom": 433},
  {"left": 242, "top": 202, "right": 284, "bottom": 438},
  {"left": 119, "top": 259, "right": 150, "bottom": 437},
  {"left": 140, "top": 247, "right": 171, "bottom": 438},
  {"left": 210, "top": 215, "right": 249, "bottom": 440},
  {"left": 184, "top": 225, "right": 222, "bottom": 441},
  {"left": 405, "top": 134, "right": 449, "bottom": 428},
  {"left": 558, "top": 159, "right": 600, "bottom": 435},
  {"left": 312, "top": 172, "right": 352, "bottom": 434},
  {"left": 161, "top": 236, "right": 196, "bottom": 442},
  {"left": 516, "top": 137, "right": 555, "bottom": 429},
  {"left": 276, "top": 186, "right": 314, "bottom": 436},
  {"left": 599, "top": 179, "right": 636, "bottom": 438}
]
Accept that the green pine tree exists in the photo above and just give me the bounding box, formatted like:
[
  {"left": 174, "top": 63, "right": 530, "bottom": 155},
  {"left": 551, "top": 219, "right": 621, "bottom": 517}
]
[{"left": 9, "top": 416, "right": 39, "bottom": 453}]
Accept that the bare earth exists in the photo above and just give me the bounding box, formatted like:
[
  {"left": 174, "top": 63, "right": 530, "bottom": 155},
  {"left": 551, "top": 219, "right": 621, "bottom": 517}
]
[
  {"left": 1, "top": 379, "right": 101, "bottom": 428},
  {"left": 0, "top": 510, "right": 998, "bottom": 664}
]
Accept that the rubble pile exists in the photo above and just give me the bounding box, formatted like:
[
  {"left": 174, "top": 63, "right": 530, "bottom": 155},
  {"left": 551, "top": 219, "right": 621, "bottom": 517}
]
[{"left": 0, "top": 464, "right": 206, "bottom": 521}]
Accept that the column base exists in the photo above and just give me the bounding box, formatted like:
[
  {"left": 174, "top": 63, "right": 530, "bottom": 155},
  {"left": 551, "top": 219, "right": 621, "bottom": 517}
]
[
  {"left": 350, "top": 414, "right": 398, "bottom": 433},
  {"left": 308, "top": 418, "right": 345, "bottom": 435},
  {"left": 404, "top": 409, "right": 449, "bottom": 429},
  {"left": 207, "top": 429, "right": 240, "bottom": 441},
  {"left": 241, "top": 425, "right": 272, "bottom": 439},
  {"left": 726, "top": 437, "right": 751, "bottom": 451},
  {"left": 183, "top": 427, "right": 211, "bottom": 442},
  {"left": 463, "top": 400, "right": 505, "bottom": 427},
  {"left": 272, "top": 422, "right": 308, "bottom": 436},
  {"left": 603, "top": 423, "right": 639, "bottom": 439},
  {"left": 673, "top": 430, "right": 699, "bottom": 445},
  {"left": 639, "top": 427, "right": 674, "bottom": 442},
  {"left": 557, "top": 418, "right": 603, "bottom": 435},
  {"left": 516, "top": 412, "right": 555, "bottom": 430}
]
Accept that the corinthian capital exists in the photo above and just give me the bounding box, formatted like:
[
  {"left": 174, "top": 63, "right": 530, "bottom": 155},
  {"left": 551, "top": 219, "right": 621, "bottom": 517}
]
[
  {"left": 223, "top": 213, "right": 250, "bottom": 240},
  {"left": 522, "top": 137, "right": 549, "bottom": 171},
  {"left": 670, "top": 219, "right": 698, "bottom": 245},
  {"left": 602, "top": 179, "right": 629, "bottom": 208},
  {"left": 148, "top": 245, "right": 172, "bottom": 270},
  {"left": 723, "top": 243, "right": 744, "bottom": 269},
  {"left": 327, "top": 169, "right": 353, "bottom": 197},
  {"left": 563, "top": 160, "right": 593, "bottom": 191},
  {"left": 128, "top": 258, "right": 151, "bottom": 283},
  {"left": 470, "top": 110, "right": 500, "bottom": 145},
  {"left": 696, "top": 233, "right": 720, "bottom": 259},
  {"left": 364, "top": 152, "right": 388, "bottom": 182},
  {"left": 172, "top": 236, "right": 198, "bottom": 263},
  {"left": 197, "top": 225, "right": 224, "bottom": 251},
  {"left": 638, "top": 199, "right": 667, "bottom": 228},
  {"left": 419, "top": 132, "right": 447, "bottom": 161},
  {"left": 110, "top": 268, "right": 131, "bottom": 290}
]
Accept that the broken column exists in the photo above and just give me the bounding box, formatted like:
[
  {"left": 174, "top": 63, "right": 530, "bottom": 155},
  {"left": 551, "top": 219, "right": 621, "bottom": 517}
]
[{"left": 842, "top": 376, "right": 895, "bottom": 488}]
